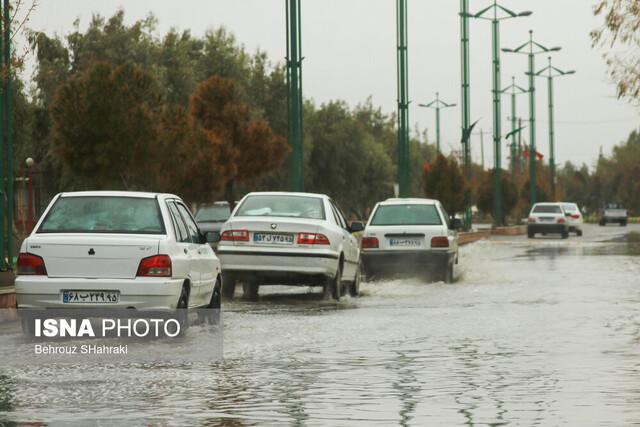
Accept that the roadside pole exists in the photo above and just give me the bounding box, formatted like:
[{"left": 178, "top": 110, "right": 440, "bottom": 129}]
[{"left": 286, "top": 0, "right": 304, "bottom": 192}]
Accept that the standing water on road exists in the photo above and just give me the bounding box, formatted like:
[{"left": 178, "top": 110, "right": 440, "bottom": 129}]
[{"left": 1, "top": 224, "right": 639, "bottom": 425}]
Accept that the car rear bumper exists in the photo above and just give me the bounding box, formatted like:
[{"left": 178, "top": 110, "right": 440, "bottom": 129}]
[
  {"left": 15, "top": 276, "right": 184, "bottom": 309},
  {"left": 217, "top": 248, "right": 339, "bottom": 284},
  {"left": 361, "top": 249, "right": 453, "bottom": 277},
  {"left": 528, "top": 224, "right": 567, "bottom": 234}
]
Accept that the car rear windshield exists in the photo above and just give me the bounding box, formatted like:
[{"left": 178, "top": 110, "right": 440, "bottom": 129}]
[
  {"left": 195, "top": 204, "right": 231, "bottom": 222},
  {"left": 235, "top": 195, "right": 325, "bottom": 220},
  {"left": 370, "top": 204, "right": 442, "bottom": 226},
  {"left": 563, "top": 204, "right": 578, "bottom": 212},
  {"left": 533, "top": 205, "right": 562, "bottom": 214},
  {"left": 38, "top": 196, "right": 165, "bottom": 234}
]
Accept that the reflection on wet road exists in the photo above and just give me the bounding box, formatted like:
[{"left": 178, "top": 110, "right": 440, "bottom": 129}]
[{"left": 1, "top": 224, "right": 639, "bottom": 425}]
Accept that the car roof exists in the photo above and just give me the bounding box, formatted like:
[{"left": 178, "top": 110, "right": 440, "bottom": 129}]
[
  {"left": 59, "top": 191, "right": 180, "bottom": 200},
  {"left": 379, "top": 198, "right": 439, "bottom": 205},
  {"left": 533, "top": 202, "right": 563, "bottom": 206},
  {"left": 244, "top": 191, "right": 328, "bottom": 199}
]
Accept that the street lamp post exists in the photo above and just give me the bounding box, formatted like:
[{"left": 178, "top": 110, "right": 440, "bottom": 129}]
[
  {"left": 25, "top": 158, "right": 34, "bottom": 232},
  {"left": 464, "top": 1, "right": 531, "bottom": 226},
  {"left": 286, "top": 0, "right": 304, "bottom": 192},
  {"left": 460, "top": 0, "right": 472, "bottom": 229},
  {"left": 535, "top": 57, "right": 575, "bottom": 200},
  {"left": 501, "top": 77, "right": 528, "bottom": 175},
  {"left": 396, "top": 0, "right": 410, "bottom": 197},
  {"left": 419, "top": 93, "right": 456, "bottom": 153},
  {"left": 503, "top": 31, "right": 561, "bottom": 208}
]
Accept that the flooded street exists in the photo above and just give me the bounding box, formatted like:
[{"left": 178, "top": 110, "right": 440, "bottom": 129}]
[{"left": 1, "top": 224, "right": 640, "bottom": 426}]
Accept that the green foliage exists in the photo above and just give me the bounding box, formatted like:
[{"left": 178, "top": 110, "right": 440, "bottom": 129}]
[
  {"left": 477, "top": 170, "right": 518, "bottom": 220},
  {"left": 424, "top": 154, "right": 468, "bottom": 216},
  {"left": 51, "top": 62, "right": 160, "bottom": 189}
]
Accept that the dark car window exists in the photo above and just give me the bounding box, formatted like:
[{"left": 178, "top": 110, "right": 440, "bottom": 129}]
[
  {"left": 167, "top": 202, "right": 190, "bottom": 243},
  {"left": 176, "top": 203, "right": 201, "bottom": 243},
  {"left": 533, "top": 205, "right": 562, "bottom": 214},
  {"left": 235, "top": 195, "right": 325, "bottom": 220},
  {"left": 195, "top": 204, "right": 231, "bottom": 222},
  {"left": 38, "top": 196, "right": 165, "bottom": 234},
  {"left": 370, "top": 204, "right": 442, "bottom": 226}
]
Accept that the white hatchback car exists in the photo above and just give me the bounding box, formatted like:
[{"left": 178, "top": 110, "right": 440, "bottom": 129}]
[
  {"left": 360, "top": 198, "right": 459, "bottom": 283},
  {"left": 15, "top": 191, "right": 222, "bottom": 311},
  {"left": 216, "top": 192, "right": 362, "bottom": 300},
  {"left": 562, "top": 202, "right": 583, "bottom": 236}
]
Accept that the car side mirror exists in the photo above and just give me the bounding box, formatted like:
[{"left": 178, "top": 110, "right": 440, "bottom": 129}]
[
  {"left": 450, "top": 218, "right": 463, "bottom": 230},
  {"left": 349, "top": 221, "right": 365, "bottom": 233},
  {"left": 204, "top": 231, "right": 221, "bottom": 244}
]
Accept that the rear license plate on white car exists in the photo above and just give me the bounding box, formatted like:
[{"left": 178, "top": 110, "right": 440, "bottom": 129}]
[
  {"left": 389, "top": 238, "right": 422, "bottom": 247},
  {"left": 253, "top": 233, "right": 294, "bottom": 245},
  {"left": 62, "top": 290, "right": 119, "bottom": 304}
]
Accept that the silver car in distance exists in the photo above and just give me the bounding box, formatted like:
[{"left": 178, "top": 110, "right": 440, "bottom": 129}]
[{"left": 216, "top": 192, "right": 363, "bottom": 300}]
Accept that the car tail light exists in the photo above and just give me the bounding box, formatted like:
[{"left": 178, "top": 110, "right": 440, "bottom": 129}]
[
  {"left": 17, "top": 253, "right": 47, "bottom": 276},
  {"left": 221, "top": 229, "right": 249, "bottom": 242},
  {"left": 571, "top": 214, "right": 580, "bottom": 219},
  {"left": 136, "top": 255, "right": 172, "bottom": 277},
  {"left": 361, "top": 237, "right": 379, "bottom": 249},
  {"left": 431, "top": 236, "right": 449, "bottom": 248},
  {"left": 556, "top": 217, "right": 566, "bottom": 224},
  {"left": 297, "top": 233, "right": 330, "bottom": 245},
  {"left": 528, "top": 217, "right": 536, "bottom": 223}
]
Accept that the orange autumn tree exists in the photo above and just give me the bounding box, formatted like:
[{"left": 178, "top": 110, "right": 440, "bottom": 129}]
[{"left": 190, "top": 75, "right": 289, "bottom": 204}]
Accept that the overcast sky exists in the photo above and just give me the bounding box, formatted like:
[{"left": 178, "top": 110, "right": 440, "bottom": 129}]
[{"left": 25, "top": 0, "right": 639, "bottom": 169}]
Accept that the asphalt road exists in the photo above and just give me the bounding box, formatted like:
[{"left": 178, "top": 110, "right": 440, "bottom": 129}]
[{"left": 0, "top": 223, "right": 638, "bottom": 426}]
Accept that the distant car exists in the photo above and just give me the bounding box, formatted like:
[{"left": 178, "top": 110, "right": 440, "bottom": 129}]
[
  {"left": 599, "top": 205, "right": 628, "bottom": 226},
  {"left": 360, "top": 198, "right": 459, "bottom": 283},
  {"left": 216, "top": 192, "right": 362, "bottom": 300},
  {"left": 195, "top": 201, "right": 231, "bottom": 247},
  {"left": 562, "top": 202, "right": 583, "bottom": 236},
  {"left": 527, "top": 202, "right": 569, "bottom": 239},
  {"left": 15, "top": 191, "right": 222, "bottom": 312}
]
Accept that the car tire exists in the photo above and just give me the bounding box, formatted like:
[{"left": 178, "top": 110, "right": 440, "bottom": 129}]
[
  {"left": 561, "top": 229, "right": 569, "bottom": 239},
  {"left": 621, "top": 221, "right": 627, "bottom": 227},
  {"left": 200, "top": 276, "right": 222, "bottom": 325},
  {"left": 527, "top": 230, "right": 535, "bottom": 239},
  {"left": 176, "top": 284, "right": 189, "bottom": 333},
  {"left": 576, "top": 229, "right": 583, "bottom": 237},
  {"left": 221, "top": 273, "right": 236, "bottom": 299},
  {"left": 242, "top": 282, "right": 259, "bottom": 301},
  {"left": 599, "top": 220, "right": 605, "bottom": 226},
  {"left": 443, "top": 259, "right": 454, "bottom": 284},
  {"left": 349, "top": 265, "right": 361, "bottom": 297},
  {"left": 323, "top": 262, "right": 342, "bottom": 301}
]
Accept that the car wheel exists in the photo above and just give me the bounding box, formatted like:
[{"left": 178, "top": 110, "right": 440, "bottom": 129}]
[
  {"left": 199, "top": 276, "right": 222, "bottom": 325},
  {"left": 561, "top": 229, "right": 569, "bottom": 239},
  {"left": 221, "top": 273, "right": 235, "bottom": 299},
  {"left": 599, "top": 220, "right": 605, "bottom": 226},
  {"left": 323, "top": 262, "right": 342, "bottom": 301},
  {"left": 527, "top": 230, "right": 535, "bottom": 239},
  {"left": 621, "top": 221, "right": 627, "bottom": 227},
  {"left": 242, "top": 282, "right": 259, "bottom": 301},
  {"left": 349, "top": 265, "right": 361, "bottom": 297},
  {"left": 576, "top": 229, "right": 583, "bottom": 237},
  {"left": 444, "top": 259, "right": 454, "bottom": 284},
  {"left": 176, "top": 285, "right": 189, "bottom": 333}
]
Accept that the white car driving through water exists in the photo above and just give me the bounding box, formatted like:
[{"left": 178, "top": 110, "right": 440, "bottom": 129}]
[
  {"left": 15, "top": 191, "right": 222, "bottom": 311},
  {"left": 360, "top": 198, "right": 459, "bottom": 283},
  {"left": 562, "top": 202, "right": 583, "bottom": 236},
  {"left": 527, "top": 202, "right": 569, "bottom": 239},
  {"left": 216, "top": 192, "right": 363, "bottom": 300}
]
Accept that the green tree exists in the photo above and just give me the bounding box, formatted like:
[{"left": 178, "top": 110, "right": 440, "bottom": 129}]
[
  {"left": 477, "top": 170, "right": 518, "bottom": 221},
  {"left": 424, "top": 154, "right": 468, "bottom": 217},
  {"left": 50, "top": 62, "right": 160, "bottom": 189}
]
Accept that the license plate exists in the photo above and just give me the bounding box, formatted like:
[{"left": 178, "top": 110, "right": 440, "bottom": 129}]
[
  {"left": 389, "top": 238, "right": 422, "bottom": 247},
  {"left": 253, "top": 233, "right": 294, "bottom": 245},
  {"left": 62, "top": 290, "right": 119, "bottom": 304}
]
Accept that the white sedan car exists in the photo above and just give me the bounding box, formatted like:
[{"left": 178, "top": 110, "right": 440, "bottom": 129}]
[
  {"left": 562, "top": 202, "right": 583, "bottom": 236},
  {"left": 15, "top": 191, "right": 222, "bottom": 311},
  {"left": 360, "top": 198, "right": 459, "bottom": 283},
  {"left": 216, "top": 192, "right": 362, "bottom": 300}
]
